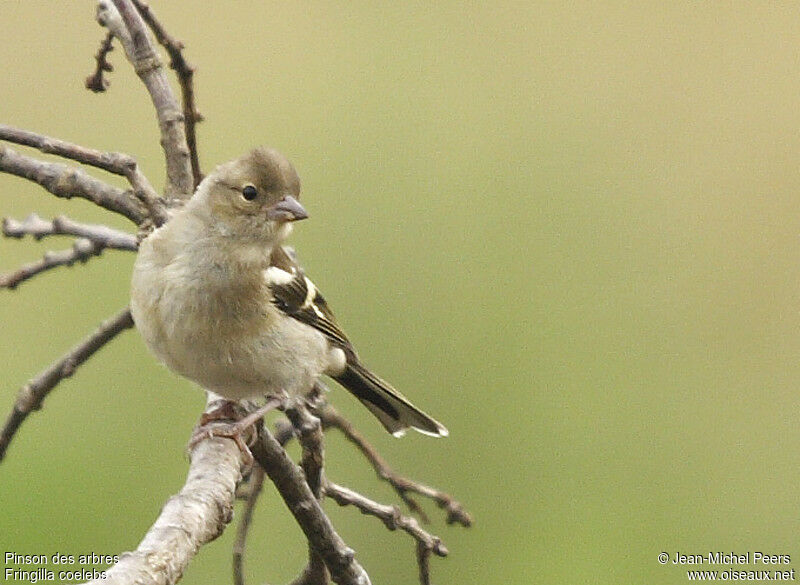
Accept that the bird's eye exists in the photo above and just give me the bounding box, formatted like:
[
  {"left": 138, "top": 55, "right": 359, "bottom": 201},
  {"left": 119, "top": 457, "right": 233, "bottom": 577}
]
[{"left": 242, "top": 184, "right": 258, "bottom": 201}]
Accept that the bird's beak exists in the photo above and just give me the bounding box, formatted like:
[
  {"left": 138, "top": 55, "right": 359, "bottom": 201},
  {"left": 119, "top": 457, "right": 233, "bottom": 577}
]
[{"left": 267, "top": 195, "right": 309, "bottom": 222}]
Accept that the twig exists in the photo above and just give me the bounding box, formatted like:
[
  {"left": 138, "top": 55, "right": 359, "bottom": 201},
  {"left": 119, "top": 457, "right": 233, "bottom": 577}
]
[
  {"left": 286, "top": 402, "right": 330, "bottom": 585},
  {"left": 233, "top": 466, "right": 265, "bottom": 585},
  {"left": 324, "top": 482, "right": 448, "bottom": 585},
  {"left": 416, "top": 542, "right": 432, "bottom": 585},
  {"left": 324, "top": 483, "right": 447, "bottom": 556},
  {"left": 131, "top": 0, "right": 203, "bottom": 188},
  {"left": 271, "top": 382, "right": 325, "bottom": 449},
  {"left": 1, "top": 239, "right": 105, "bottom": 289},
  {"left": 275, "top": 418, "right": 297, "bottom": 447},
  {"left": 3, "top": 213, "right": 138, "bottom": 251},
  {"left": 83, "top": 396, "right": 247, "bottom": 585},
  {"left": 99, "top": 0, "right": 193, "bottom": 199},
  {"left": 1, "top": 213, "right": 137, "bottom": 290},
  {"left": 317, "top": 406, "right": 472, "bottom": 527},
  {"left": 286, "top": 403, "right": 325, "bottom": 499},
  {"left": 251, "top": 425, "right": 371, "bottom": 585},
  {"left": 0, "top": 308, "right": 134, "bottom": 462},
  {"left": 0, "top": 124, "right": 166, "bottom": 226},
  {"left": 85, "top": 31, "right": 115, "bottom": 92},
  {"left": 0, "top": 145, "right": 145, "bottom": 224}
]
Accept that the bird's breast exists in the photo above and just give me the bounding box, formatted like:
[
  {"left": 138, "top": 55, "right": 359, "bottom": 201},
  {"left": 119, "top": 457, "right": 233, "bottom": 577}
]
[{"left": 131, "top": 234, "right": 329, "bottom": 399}]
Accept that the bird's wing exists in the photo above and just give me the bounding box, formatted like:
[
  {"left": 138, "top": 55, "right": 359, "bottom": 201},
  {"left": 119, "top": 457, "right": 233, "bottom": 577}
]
[
  {"left": 266, "top": 246, "right": 355, "bottom": 355},
  {"left": 266, "top": 246, "right": 448, "bottom": 437}
]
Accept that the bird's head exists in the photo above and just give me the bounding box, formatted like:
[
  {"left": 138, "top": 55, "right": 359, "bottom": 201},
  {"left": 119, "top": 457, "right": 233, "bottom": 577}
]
[{"left": 188, "top": 147, "right": 308, "bottom": 245}]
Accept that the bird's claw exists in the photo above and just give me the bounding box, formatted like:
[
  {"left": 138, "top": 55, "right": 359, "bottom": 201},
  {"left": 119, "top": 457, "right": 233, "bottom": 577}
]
[
  {"left": 187, "top": 396, "right": 285, "bottom": 468},
  {"left": 188, "top": 417, "right": 257, "bottom": 467}
]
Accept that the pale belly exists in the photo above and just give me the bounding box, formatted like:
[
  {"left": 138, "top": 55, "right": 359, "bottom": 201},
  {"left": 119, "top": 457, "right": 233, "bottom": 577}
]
[
  {"left": 164, "top": 316, "right": 331, "bottom": 400},
  {"left": 131, "top": 255, "right": 334, "bottom": 400}
]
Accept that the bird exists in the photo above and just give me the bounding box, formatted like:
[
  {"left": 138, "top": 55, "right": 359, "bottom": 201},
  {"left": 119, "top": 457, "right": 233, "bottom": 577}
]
[{"left": 130, "top": 147, "right": 448, "bottom": 443}]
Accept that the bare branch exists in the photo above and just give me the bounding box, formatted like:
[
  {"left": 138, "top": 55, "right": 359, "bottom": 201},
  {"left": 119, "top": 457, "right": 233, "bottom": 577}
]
[
  {"left": 288, "top": 556, "right": 329, "bottom": 585},
  {"left": 99, "top": 0, "right": 193, "bottom": 199},
  {"left": 286, "top": 403, "right": 325, "bottom": 499},
  {"left": 233, "top": 466, "right": 265, "bottom": 585},
  {"left": 324, "top": 483, "right": 447, "bottom": 557},
  {"left": 3, "top": 213, "right": 138, "bottom": 251},
  {"left": 275, "top": 418, "right": 297, "bottom": 446},
  {"left": 317, "top": 406, "right": 472, "bottom": 527},
  {"left": 271, "top": 382, "right": 325, "bottom": 449},
  {"left": 415, "top": 542, "right": 432, "bottom": 585},
  {"left": 83, "top": 403, "right": 246, "bottom": 585},
  {"left": 0, "top": 308, "right": 134, "bottom": 462},
  {"left": 0, "top": 124, "right": 166, "bottom": 226},
  {"left": 251, "top": 425, "right": 371, "bottom": 585},
  {"left": 0, "top": 124, "right": 146, "bottom": 178},
  {"left": 131, "top": 0, "right": 203, "bottom": 188},
  {"left": 0, "top": 212, "right": 137, "bottom": 290},
  {"left": 324, "top": 482, "right": 448, "bottom": 585},
  {"left": 0, "top": 145, "right": 146, "bottom": 224},
  {"left": 1, "top": 239, "right": 105, "bottom": 289},
  {"left": 286, "top": 402, "right": 329, "bottom": 585},
  {"left": 85, "top": 31, "right": 116, "bottom": 92}
]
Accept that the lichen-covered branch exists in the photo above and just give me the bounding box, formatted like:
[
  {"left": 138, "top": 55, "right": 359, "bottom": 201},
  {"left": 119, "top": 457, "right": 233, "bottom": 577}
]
[
  {"left": 3, "top": 213, "right": 137, "bottom": 251},
  {"left": 0, "top": 124, "right": 166, "bottom": 225},
  {"left": 317, "top": 406, "right": 472, "bottom": 527},
  {"left": 100, "top": 0, "right": 193, "bottom": 199},
  {"left": 83, "top": 398, "right": 246, "bottom": 585},
  {"left": 324, "top": 483, "right": 447, "bottom": 585},
  {"left": 251, "top": 424, "right": 371, "bottom": 585},
  {"left": 131, "top": 0, "right": 203, "bottom": 188},
  {"left": 0, "top": 308, "right": 134, "bottom": 462},
  {"left": 0, "top": 145, "right": 146, "bottom": 224}
]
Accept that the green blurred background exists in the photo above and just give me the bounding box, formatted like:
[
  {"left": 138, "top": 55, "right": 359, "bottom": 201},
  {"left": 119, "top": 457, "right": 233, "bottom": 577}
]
[{"left": 2, "top": 2, "right": 800, "bottom": 584}]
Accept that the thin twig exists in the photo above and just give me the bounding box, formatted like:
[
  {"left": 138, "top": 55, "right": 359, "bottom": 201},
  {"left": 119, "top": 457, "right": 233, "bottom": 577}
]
[
  {"left": 0, "top": 308, "right": 134, "bottom": 462},
  {"left": 100, "top": 0, "right": 193, "bottom": 199},
  {"left": 84, "top": 395, "right": 247, "bottom": 585},
  {"left": 324, "top": 483, "right": 447, "bottom": 557},
  {"left": 1, "top": 213, "right": 137, "bottom": 290},
  {"left": 233, "top": 466, "right": 265, "bottom": 585},
  {"left": 1, "top": 239, "right": 105, "bottom": 289},
  {"left": 85, "top": 31, "right": 115, "bottom": 92},
  {"left": 317, "top": 406, "right": 473, "bottom": 527},
  {"left": 251, "top": 425, "right": 371, "bottom": 585},
  {"left": 286, "top": 402, "right": 330, "bottom": 585},
  {"left": 0, "top": 144, "right": 145, "bottom": 224},
  {"left": 0, "top": 124, "right": 166, "bottom": 226},
  {"left": 416, "top": 542, "right": 432, "bottom": 585},
  {"left": 131, "top": 0, "right": 203, "bottom": 188},
  {"left": 324, "top": 482, "right": 448, "bottom": 585},
  {"left": 286, "top": 402, "right": 325, "bottom": 499},
  {"left": 3, "top": 213, "right": 137, "bottom": 250}
]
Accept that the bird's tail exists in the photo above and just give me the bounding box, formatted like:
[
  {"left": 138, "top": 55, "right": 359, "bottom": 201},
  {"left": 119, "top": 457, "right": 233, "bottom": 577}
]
[{"left": 333, "top": 361, "right": 448, "bottom": 437}]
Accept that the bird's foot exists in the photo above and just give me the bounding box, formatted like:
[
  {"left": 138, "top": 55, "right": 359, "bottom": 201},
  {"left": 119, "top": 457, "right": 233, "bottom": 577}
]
[
  {"left": 196, "top": 400, "right": 244, "bottom": 427},
  {"left": 188, "top": 397, "right": 283, "bottom": 467}
]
